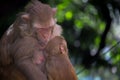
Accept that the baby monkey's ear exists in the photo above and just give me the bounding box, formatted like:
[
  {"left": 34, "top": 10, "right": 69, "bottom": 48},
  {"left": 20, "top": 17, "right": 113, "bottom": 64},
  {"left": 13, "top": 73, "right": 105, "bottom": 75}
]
[{"left": 59, "top": 43, "right": 66, "bottom": 54}]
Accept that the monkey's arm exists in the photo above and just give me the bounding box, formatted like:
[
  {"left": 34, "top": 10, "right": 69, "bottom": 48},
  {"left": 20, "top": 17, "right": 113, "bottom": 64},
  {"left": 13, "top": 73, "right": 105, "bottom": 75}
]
[
  {"left": 12, "top": 37, "right": 47, "bottom": 80},
  {"left": 0, "top": 24, "right": 15, "bottom": 66},
  {"left": 15, "top": 57, "right": 47, "bottom": 80}
]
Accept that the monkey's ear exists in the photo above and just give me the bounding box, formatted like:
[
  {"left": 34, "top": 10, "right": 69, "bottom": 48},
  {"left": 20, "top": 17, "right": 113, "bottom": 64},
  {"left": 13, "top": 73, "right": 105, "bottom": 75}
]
[
  {"left": 21, "top": 14, "right": 30, "bottom": 21},
  {"left": 59, "top": 44, "right": 66, "bottom": 54},
  {"left": 52, "top": 8, "right": 57, "bottom": 16}
]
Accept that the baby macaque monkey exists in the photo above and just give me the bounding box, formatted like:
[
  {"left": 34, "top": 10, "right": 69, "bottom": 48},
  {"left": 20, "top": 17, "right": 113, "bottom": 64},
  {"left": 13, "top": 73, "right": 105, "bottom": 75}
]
[{"left": 45, "top": 36, "right": 78, "bottom": 80}]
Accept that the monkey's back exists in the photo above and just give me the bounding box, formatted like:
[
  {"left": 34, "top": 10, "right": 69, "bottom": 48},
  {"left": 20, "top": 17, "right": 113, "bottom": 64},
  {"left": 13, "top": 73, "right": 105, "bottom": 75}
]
[{"left": 46, "top": 54, "right": 77, "bottom": 80}]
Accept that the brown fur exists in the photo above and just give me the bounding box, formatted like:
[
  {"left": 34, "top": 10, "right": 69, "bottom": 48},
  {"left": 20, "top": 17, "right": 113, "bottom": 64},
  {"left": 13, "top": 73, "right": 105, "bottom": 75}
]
[
  {"left": 0, "top": 0, "right": 54, "bottom": 80},
  {"left": 25, "top": 0, "right": 54, "bottom": 25},
  {"left": 0, "top": 65, "right": 27, "bottom": 80},
  {"left": 10, "top": 36, "right": 47, "bottom": 80},
  {"left": 45, "top": 36, "right": 78, "bottom": 80},
  {"left": 0, "top": 0, "right": 72, "bottom": 80}
]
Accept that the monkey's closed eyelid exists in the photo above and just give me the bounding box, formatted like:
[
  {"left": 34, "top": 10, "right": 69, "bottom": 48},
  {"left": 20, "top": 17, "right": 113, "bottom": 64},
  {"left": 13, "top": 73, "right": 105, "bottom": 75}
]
[{"left": 36, "top": 27, "right": 53, "bottom": 30}]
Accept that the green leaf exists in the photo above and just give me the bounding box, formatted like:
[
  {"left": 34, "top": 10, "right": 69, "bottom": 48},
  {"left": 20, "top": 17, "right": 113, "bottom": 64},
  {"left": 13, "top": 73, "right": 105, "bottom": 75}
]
[
  {"left": 57, "top": 4, "right": 66, "bottom": 10},
  {"left": 99, "top": 22, "right": 105, "bottom": 31},
  {"left": 65, "top": 11, "right": 73, "bottom": 20},
  {"left": 94, "top": 37, "right": 100, "bottom": 47},
  {"left": 75, "top": 20, "right": 83, "bottom": 29}
]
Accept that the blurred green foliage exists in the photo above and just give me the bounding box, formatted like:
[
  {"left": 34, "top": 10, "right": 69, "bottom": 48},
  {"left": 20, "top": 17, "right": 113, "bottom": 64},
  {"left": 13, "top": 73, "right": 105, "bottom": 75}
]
[{"left": 47, "top": 0, "right": 120, "bottom": 80}]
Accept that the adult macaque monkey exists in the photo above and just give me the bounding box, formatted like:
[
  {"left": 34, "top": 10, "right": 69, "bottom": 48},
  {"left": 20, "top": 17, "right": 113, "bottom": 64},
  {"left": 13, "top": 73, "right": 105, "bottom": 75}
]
[
  {"left": 0, "top": 0, "right": 60, "bottom": 80},
  {"left": 45, "top": 36, "right": 78, "bottom": 80}
]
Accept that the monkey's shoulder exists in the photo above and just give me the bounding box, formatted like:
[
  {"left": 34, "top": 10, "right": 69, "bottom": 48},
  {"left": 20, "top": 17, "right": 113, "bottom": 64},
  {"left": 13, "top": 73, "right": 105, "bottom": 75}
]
[{"left": 13, "top": 37, "right": 38, "bottom": 47}]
